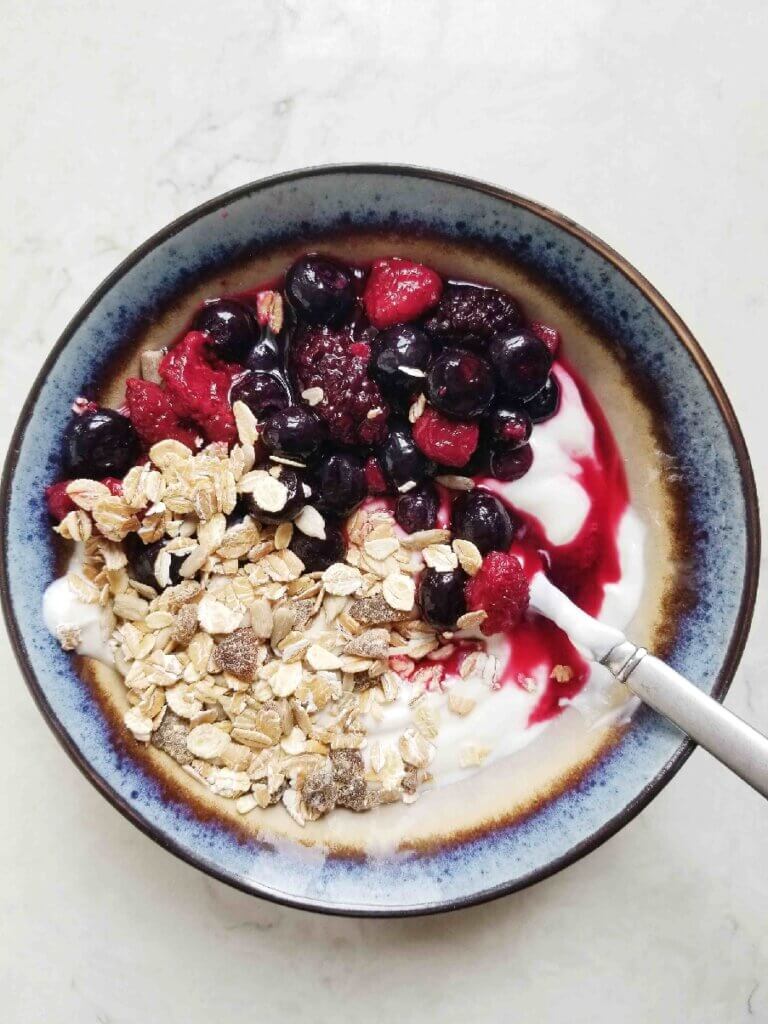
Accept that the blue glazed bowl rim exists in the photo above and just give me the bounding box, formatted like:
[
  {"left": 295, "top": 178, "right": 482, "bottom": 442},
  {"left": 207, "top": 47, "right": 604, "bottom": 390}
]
[{"left": 0, "top": 164, "right": 760, "bottom": 917}]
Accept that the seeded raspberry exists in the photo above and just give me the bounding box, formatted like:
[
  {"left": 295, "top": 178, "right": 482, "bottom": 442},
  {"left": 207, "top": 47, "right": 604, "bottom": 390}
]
[
  {"left": 464, "top": 551, "right": 529, "bottom": 636},
  {"left": 45, "top": 481, "right": 76, "bottom": 521},
  {"left": 292, "top": 326, "right": 389, "bottom": 446},
  {"left": 159, "top": 332, "right": 237, "bottom": 445},
  {"left": 530, "top": 321, "right": 561, "bottom": 355},
  {"left": 412, "top": 406, "right": 479, "bottom": 468},
  {"left": 363, "top": 258, "right": 443, "bottom": 329},
  {"left": 125, "top": 378, "right": 199, "bottom": 450}
]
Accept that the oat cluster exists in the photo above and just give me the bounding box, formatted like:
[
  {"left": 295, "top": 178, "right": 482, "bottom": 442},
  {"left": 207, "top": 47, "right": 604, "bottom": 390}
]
[{"left": 51, "top": 403, "right": 502, "bottom": 824}]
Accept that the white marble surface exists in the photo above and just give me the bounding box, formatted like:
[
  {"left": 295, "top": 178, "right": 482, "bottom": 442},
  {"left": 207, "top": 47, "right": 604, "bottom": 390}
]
[{"left": 2, "top": 1, "right": 767, "bottom": 1021}]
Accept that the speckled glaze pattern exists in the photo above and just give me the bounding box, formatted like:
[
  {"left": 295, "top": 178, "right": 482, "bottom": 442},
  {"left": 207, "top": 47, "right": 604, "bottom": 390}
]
[{"left": 0, "top": 166, "right": 758, "bottom": 916}]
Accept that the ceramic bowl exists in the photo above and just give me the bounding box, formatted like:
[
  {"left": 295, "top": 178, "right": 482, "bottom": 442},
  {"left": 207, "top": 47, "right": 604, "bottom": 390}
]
[{"left": 0, "top": 165, "right": 758, "bottom": 916}]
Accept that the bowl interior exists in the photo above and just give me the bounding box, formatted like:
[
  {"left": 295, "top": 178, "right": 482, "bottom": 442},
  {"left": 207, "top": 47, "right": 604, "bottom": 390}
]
[{"left": 1, "top": 167, "right": 757, "bottom": 914}]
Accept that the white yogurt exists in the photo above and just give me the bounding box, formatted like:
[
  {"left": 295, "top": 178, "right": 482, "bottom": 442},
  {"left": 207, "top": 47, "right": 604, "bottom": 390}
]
[{"left": 42, "top": 548, "right": 114, "bottom": 663}]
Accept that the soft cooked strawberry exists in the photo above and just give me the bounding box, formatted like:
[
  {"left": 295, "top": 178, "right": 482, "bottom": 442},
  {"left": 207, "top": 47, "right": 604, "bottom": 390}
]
[
  {"left": 464, "top": 551, "right": 530, "bottom": 636},
  {"left": 159, "top": 332, "right": 237, "bottom": 445},
  {"left": 363, "top": 257, "right": 443, "bottom": 329},
  {"left": 411, "top": 406, "right": 479, "bottom": 468},
  {"left": 124, "top": 378, "right": 199, "bottom": 449}
]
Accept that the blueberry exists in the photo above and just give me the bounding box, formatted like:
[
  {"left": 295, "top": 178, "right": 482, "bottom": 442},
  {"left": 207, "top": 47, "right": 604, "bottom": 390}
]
[
  {"left": 245, "top": 336, "right": 281, "bottom": 372},
  {"left": 378, "top": 424, "right": 434, "bottom": 489},
  {"left": 395, "top": 482, "right": 439, "bottom": 534},
  {"left": 125, "top": 536, "right": 183, "bottom": 589},
  {"left": 418, "top": 568, "right": 468, "bottom": 630},
  {"left": 426, "top": 348, "right": 495, "bottom": 419},
  {"left": 261, "top": 405, "right": 324, "bottom": 458},
  {"left": 226, "top": 497, "right": 250, "bottom": 527},
  {"left": 487, "top": 406, "right": 531, "bottom": 449},
  {"left": 459, "top": 440, "right": 491, "bottom": 479},
  {"left": 243, "top": 466, "right": 306, "bottom": 524},
  {"left": 193, "top": 298, "right": 259, "bottom": 362},
  {"left": 523, "top": 374, "right": 560, "bottom": 422},
  {"left": 230, "top": 370, "right": 290, "bottom": 421},
  {"left": 489, "top": 330, "right": 552, "bottom": 400},
  {"left": 489, "top": 443, "right": 533, "bottom": 481},
  {"left": 286, "top": 255, "right": 355, "bottom": 326},
  {"left": 65, "top": 408, "right": 140, "bottom": 479},
  {"left": 290, "top": 521, "right": 346, "bottom": 572},
  {"left": 313, "top": 453, "right": 366, "bottom": 516},
  {"left": 452, "top": 490, "right": 515, "bottom": 554},
  {"left": 371, "top": 325, "right": 432, "bottom": 410}
]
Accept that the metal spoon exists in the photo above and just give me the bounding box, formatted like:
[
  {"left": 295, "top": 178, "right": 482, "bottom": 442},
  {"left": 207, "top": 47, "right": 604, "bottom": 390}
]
[{"left": 529, "top": 573, "right": 768, "bottom": 799}]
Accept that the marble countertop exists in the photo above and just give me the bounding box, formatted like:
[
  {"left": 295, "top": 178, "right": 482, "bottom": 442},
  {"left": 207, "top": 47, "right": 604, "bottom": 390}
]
[{"left": 2, "top": 2, "right": 767, "bottom": 1021}]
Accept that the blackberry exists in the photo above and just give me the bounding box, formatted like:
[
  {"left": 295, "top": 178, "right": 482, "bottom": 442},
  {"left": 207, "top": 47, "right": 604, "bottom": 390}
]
[
  {"left": 292, "top": 326, "right": 389, "bottom": 446},
  {"left": 423, "top": 284, "right": 522, "bottom": 347}
]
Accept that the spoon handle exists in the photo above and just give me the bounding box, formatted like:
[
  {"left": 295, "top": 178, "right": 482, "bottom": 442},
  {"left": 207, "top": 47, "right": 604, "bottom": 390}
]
[{"left": 602, "top": 642, "right": 768, "bottom": 799}]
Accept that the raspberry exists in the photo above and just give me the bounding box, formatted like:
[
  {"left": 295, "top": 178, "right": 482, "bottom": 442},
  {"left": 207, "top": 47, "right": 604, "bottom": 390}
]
[
  {"left": 423, "top": 284, "right": 522, "bottom": 346},
  {"left": 363, "top": 258, "right": 443, "bottom": 329},
  {"left": 125, "top": 378, "right": 200, "bottom": 450},
  {"left": 292, "top": 326, "right": 389, "bottom": 445},
  {"left": 45, "top": 476, "right": 124, "bottom": 519},
  {"left": 530, "top": 321, "right": 561, "bottom": 355},
  {"left": 364, "top": 456, "right": 388, "bottom": 495},
  {"left": 465, "top": 551, "right": 529, "bottom": 636},
  {"left": 45, "top": 481, "right": 76, "bottom": 521},
  {"left": 159, "top": 332, "right": 237, "bottom": 445},
  {"left": 412, "top": 406, "right": 479, "bottom": 468}
]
